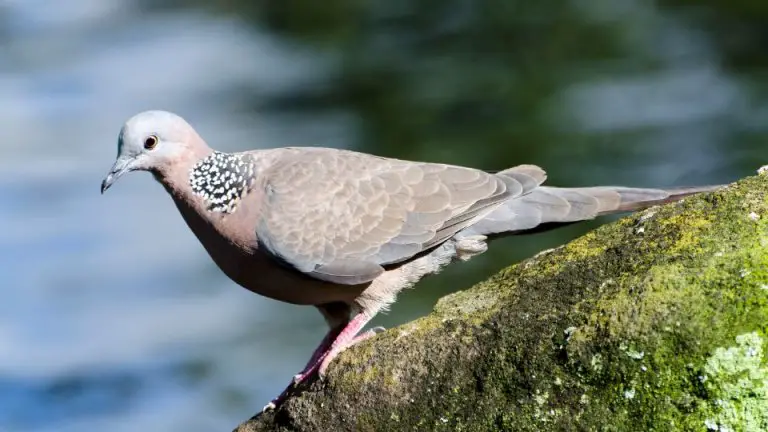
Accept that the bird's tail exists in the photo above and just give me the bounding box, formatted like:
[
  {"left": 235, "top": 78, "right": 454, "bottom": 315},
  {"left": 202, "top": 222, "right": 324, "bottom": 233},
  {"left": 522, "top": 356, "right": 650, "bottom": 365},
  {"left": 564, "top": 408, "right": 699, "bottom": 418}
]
[
  {"left": 575, "top": 184, "right": 725, "bottom": 216},
  {"left": 471, "top": 165, "right": 726, "bottom": 236}
]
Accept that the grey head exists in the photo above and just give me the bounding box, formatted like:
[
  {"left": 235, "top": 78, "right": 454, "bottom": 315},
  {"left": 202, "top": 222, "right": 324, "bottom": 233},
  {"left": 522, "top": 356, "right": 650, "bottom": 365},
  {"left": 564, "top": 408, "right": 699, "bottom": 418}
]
[{"left": 101, "top": 110, "right": 210, "bottom": 193}]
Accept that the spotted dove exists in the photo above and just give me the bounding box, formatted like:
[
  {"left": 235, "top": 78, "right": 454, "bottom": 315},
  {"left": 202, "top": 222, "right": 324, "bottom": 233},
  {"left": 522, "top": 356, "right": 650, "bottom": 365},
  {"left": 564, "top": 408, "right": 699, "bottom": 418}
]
[{"left": 101, "top": 110, "right": 724, "bottom": 410}]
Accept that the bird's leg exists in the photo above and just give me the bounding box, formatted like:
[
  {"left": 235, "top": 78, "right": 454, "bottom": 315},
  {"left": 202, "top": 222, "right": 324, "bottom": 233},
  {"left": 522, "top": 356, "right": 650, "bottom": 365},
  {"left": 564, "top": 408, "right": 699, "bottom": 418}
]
[
  {"left": 294, "top": 324, "right": 385, "bottom": 384},
  {"left": 261, "top": 303, "right": 353, "bottom": 412},
  {"left": 316, "top": 310, "right": 378, "bottom": 376},
  {"left": 290, "top": 311, "right": 376, "bottom": 382},
  {"left": 291, "top": 324, "right": 344, "bottom": 385},
  {"left": 290, "top": 310, "right": 380, "bottom": 383},
  {"left": 261, "top": 312, "right": 379, "bottom": 412},
  {"left": 289, "top": 302, "right": 353, "bottom": 381},
  {"left": 454, "top": 234, "right": 488, "bottom": 261},
  {"left": 263, "top": 333, "right": 338, "bottom": 412}
]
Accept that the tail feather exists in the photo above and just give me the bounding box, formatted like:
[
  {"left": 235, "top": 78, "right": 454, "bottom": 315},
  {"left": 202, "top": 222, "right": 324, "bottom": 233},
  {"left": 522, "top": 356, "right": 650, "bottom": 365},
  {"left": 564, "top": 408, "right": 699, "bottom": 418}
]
[
  {"left": 593, "top": 185, "right": 724, "bottom": 214},
  {"left": 470, "top": 181, "right": 725, "bottom": 237}
]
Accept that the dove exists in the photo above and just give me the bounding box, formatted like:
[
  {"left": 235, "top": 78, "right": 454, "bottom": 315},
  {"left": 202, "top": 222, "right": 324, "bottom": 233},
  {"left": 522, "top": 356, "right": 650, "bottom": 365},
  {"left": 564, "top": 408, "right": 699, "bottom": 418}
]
[{"left": 101, "top": 110, "right": 723, "bottom": 410}]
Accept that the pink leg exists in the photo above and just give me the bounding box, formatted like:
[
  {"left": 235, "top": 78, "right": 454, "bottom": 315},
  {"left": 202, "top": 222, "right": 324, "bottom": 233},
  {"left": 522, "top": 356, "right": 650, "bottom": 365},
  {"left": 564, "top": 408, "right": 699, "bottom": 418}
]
[
  {"left": 263, "top": 333, "right": 338, "bottom": 411},
  {"left": 262, "top": 313, "right": 380, "bottom": 412},
  {"left": 316, "top": 313, "right": 377, "bottom": 376},
  {"left": 292, "top": 325, "right": 343, "bottom": 384}
]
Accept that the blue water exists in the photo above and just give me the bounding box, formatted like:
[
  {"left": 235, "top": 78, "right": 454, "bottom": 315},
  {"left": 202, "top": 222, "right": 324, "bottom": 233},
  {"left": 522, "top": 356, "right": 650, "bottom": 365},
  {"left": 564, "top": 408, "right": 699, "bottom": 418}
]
[
  {"left": 0, "top": 1, "right": 759, "bottom": 431},
  {"left": 0, "top": 1, "right": 346, "bottom": 430}
]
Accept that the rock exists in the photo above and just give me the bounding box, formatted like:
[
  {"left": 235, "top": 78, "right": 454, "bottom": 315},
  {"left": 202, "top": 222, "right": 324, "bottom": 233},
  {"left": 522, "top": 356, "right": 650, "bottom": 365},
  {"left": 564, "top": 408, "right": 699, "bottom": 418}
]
[{"left": 236, "top": 174, "right": 768, "bottom": 432}]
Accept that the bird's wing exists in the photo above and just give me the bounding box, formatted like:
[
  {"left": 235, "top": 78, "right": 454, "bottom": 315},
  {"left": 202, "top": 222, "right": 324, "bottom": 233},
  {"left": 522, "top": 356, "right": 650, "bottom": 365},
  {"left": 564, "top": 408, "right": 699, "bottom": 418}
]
[{"left": 255, "top": 149, "right": 538, "bottom": 285}]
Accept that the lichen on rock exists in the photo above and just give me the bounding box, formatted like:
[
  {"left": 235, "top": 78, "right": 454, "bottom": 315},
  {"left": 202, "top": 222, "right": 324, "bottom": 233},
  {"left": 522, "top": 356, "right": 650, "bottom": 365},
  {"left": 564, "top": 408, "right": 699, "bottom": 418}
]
[
  {"left": 236, "top": 174, "right": 768, "bottom": 432},
  {"left": 701, "top": 332, "right": 768, "bottom": 432}
]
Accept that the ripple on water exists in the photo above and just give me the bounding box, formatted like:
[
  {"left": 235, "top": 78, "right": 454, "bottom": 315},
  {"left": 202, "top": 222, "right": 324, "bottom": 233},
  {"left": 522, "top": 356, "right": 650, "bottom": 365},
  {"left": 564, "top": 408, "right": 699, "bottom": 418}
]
[{"left": 0, "top": 1, "right": 345, "bottom": 431}]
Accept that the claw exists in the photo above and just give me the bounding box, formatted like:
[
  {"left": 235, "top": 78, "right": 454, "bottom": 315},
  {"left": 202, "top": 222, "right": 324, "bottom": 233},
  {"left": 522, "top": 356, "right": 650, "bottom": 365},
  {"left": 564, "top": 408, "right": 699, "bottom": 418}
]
[
  {"left": 268, "top": 312, "right": 377, "bottom": 408},
  {"left": 455, "top": 235, "right": 488, "bottom": 261},
  {"left": 262, "top": 401, "right": 276, "bottom": 413},
  {"left": 370, "top": 326, "right": 386, "bottom": 334},
  {"left": 291, "top": 368, "right": 318, "bottom": 386}
]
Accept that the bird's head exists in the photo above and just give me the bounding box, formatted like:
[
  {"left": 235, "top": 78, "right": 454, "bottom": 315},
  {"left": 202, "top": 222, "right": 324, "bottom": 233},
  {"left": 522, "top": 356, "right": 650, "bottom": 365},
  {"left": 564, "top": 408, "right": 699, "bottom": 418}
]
[{"left": 101, "top": 110, "right": 208, "bottom": 193}]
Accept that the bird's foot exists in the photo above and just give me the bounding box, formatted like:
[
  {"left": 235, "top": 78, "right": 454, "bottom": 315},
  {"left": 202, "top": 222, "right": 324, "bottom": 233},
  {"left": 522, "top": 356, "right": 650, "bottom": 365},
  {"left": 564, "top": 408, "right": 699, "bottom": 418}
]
[
  {"left": 291, "top": 366, "right": 320, "bottom": 387},
  {"left": 261, "top": 401, "right": 277, "bottom": 413},
  {"left": 288, "top": 325, "right": 385, "bottom": 383},
  {"left": 263, "top": 319, "right": 382, "bottom": 411},
  {"left": 262, "top": 384, "right": 297, "bottom": 413},
  {"left": 317, "top": 326, "right": 385, "bottom": 376},
  {"left": 455, "top": 235, "right": 488, "bottom": 261},
  {"left": 263, "top": 365, "right": 322, "bottom": 413}
]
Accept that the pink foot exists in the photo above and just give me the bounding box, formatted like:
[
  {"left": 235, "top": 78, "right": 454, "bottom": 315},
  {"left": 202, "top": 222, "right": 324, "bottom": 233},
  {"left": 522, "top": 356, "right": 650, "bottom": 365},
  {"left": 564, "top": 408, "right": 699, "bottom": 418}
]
[
  {"left": 262, "top": 317, "right": 382, "bottom": 412},
  {"left": 318, "top": 326, "right": 384, "bottom": 376},
  {"left": 290, "top": 325, "right": 343, "bottom": 385}
]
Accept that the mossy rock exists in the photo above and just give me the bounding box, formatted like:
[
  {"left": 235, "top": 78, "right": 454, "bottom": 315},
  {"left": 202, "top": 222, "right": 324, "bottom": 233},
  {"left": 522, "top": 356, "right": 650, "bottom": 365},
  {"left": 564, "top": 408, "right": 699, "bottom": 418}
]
[{"left": 236, "top": 173, "right": 768, "bottom": 432}]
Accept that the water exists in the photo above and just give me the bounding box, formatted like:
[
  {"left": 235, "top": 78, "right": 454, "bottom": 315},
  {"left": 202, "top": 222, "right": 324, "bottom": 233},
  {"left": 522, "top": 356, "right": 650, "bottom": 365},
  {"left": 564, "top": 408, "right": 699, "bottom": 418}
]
[
  {"left": 0, "top": 1, "right": 351, "bottom": 430},
  {"left": 0, "top": 1, "right": 764, "bottom": 431}
]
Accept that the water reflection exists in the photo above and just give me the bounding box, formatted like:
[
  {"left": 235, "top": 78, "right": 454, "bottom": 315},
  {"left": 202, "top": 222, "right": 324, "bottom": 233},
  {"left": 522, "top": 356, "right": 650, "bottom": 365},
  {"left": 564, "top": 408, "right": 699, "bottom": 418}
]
[{"left": 0, "top": 1, "right": 348, "bottom": 431}]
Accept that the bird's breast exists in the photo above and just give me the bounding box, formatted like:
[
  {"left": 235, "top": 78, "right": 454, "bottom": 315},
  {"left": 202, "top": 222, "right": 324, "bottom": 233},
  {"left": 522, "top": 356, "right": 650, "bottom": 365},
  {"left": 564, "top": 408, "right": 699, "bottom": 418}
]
[
  {"left": 171, "top": 194, "right": 363, "bottom": 306},
  {"left": 227, "top": 249, "right": 365, "bottom": 305}
]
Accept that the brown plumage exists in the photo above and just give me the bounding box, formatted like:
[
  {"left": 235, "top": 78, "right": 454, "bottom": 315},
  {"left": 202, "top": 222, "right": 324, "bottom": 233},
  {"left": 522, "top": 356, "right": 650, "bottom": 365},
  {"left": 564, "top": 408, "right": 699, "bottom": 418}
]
[{"left": 101, "top": 110, "right": 724, "bottom": 410}]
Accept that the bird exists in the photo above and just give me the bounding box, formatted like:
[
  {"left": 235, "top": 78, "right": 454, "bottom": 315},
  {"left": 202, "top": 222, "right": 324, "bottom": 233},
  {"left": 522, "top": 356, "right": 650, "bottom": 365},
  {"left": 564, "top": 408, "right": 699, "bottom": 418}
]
[{"left": 101, "top": 110, "right": 723, "bottom": 410}]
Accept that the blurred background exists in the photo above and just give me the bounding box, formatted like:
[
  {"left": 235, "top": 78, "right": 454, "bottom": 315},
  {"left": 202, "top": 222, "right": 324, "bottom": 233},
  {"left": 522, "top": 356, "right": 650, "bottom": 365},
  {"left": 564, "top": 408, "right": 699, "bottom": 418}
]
[{"left": 0, "top": 0, "right": 765, "bottom": 430}]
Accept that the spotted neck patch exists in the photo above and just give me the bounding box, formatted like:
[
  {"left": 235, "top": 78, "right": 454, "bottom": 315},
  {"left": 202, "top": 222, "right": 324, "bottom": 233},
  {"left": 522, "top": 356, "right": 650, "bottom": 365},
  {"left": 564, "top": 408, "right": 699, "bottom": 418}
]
[{"left": 189, "top": 151, "right": 256, "bottom": 213}]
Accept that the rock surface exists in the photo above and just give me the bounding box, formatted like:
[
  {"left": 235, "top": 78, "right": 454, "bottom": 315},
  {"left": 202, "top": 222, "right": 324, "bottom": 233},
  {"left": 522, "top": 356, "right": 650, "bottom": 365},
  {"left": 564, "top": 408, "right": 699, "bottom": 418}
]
[{"left": 236, "top": 173, "right": 768, "bottom": 432}]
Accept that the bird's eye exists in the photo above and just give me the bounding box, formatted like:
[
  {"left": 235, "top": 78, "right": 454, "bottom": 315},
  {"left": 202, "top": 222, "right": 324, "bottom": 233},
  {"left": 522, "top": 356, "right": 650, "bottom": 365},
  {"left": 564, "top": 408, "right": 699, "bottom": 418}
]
[{"left": 144, "top": 135, "right": 158, "bottom": 150}]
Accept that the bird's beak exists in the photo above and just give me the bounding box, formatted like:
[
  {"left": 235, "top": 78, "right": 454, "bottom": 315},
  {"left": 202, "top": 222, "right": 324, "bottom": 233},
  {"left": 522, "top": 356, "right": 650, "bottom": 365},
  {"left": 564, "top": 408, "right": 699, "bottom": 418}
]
[{"left": 101, "top": 156, "right": 135, "bottom": 194}]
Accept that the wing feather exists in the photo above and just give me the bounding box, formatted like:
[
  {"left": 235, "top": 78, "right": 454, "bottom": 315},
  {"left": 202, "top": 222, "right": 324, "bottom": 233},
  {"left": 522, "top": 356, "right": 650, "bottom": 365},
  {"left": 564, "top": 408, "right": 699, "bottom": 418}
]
[{"left": 255, "top": 149, "right": 524, "bottom": 284}]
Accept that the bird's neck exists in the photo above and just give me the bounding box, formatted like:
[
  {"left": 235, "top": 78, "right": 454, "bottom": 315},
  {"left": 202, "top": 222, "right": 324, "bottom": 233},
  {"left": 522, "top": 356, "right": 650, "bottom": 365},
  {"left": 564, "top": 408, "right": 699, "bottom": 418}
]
[
  {"left": 186, "top": 151, "right": 258, "bottom": 214},
  {"left": 154, "top": 146, "right": 215, "bottom": 207},
  {"left": 154, "top": 148, "right": 260, "bottom": 243},
  {"left": 155, "top": 149, "right": 262, "bottom": 275},
  {"left": 159, "top": 152, "right": 255, "bottom": 206}
]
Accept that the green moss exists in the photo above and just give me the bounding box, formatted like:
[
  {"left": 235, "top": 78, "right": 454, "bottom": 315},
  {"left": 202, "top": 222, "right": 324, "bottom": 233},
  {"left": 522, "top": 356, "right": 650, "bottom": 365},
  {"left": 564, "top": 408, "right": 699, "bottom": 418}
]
[{"left": 237, "top": 175, "right": 768, "bottom": 432}]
